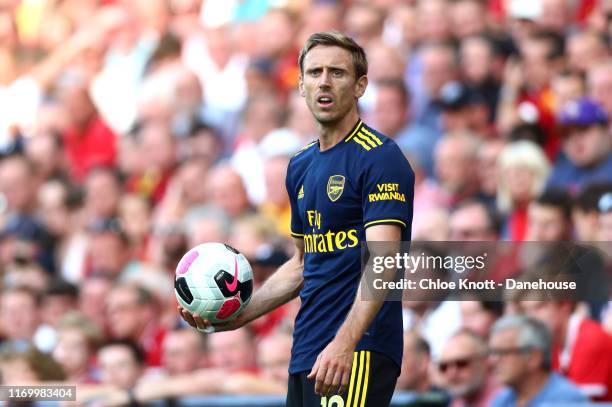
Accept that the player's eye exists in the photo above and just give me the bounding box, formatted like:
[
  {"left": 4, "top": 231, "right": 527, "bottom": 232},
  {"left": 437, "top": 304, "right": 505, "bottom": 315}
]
[{"left": 332, "top": 69, "right": 343, "bottom": 77}]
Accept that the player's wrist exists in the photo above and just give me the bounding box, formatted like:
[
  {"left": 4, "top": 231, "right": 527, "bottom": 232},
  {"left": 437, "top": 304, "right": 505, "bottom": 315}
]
[{"left": 334, "top": 326, "right": 360, "bottom": 348}]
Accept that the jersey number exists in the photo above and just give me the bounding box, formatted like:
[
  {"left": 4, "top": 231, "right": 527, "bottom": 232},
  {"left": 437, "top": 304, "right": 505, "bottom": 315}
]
[{"left": 321, "top": 395, "right": 344, "bottom": 407}]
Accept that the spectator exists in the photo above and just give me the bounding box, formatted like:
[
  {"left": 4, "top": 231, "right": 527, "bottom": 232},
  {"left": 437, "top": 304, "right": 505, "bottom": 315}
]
[
  {"left": 86, "top": 218, "right": 131, "bottom": 278},
  {"left": 79, "top": 274, "right": 113, "bottom": 331},
  {"left": 526, "top": 189, "right": 573, "bottom": 241},
  {"left": 489, "top": 315, "right": 588, "bottom": 406},
  {"left": 0, "top": 341, "right": 65, "bottom": 384},
  {"left": 434, "top": 132, "right": 481, "bottom": 205},
  {"left": 572, "top": 183, "right": 612, "bottom": 241},
  {"left": 599, "top": 191, "right": 612, "bottom": 241},
  {"left": 184, "top": 206, "right": 232, "bottom": 248},
  {"left": 521, "top": 300, "right": 612, "bottom": 400},
  {"left": 0, "top": 154, "right": 38, "bottom": 220},
  {"left": 208, "top": 328, "right": 257, "bottom": 372},
  {"left": 451, "top": 0, "right": 487, "bottom": 39},
  {"left": 58, "top": 73, "right": 117, "bottom": 182},
  {"left": 172, "top": 157, "right": 210, "bottom": 211},
  {"left": 417, "top": 0, "right": 453, "bottom": 43},
  {"left": 546, "top": 98, "right": 612, "bottom": 192},
  {"left": 372, "top": 78, "right": 439, "bottom": 178},
  {"left": 83, "top": 166, "right": 122, "bottom": 222},
  {"left": 436, "top": 328, "right": 500, "bottom": 407},
  {"left": 207, "top": 163, "right": 253, "bottom": 218},
  {"left": 459, "top": 35, "right": 501, "bottom": 121},
  {"left": 36, "top": 279, "right": 79, "bottom": 352},
  {"left": 161, "top": 328, "right": 206, "bottom": 376},
  {"left": 259, "top": 155, "right": 292, "bottom": 237},
  {"left": 24, "top": 131, "right": 69, "bottom": 182},
  {"left": 118, "top": 194, "right": 152, "bottom": 261},
  {"left": 126, "top": 122, "right": 177, "bottom": 205},
  {"left": 257, "top": 331, "right": 293, "bottom": 384},
  {"left": 37, "top": 179, "right": 85, "bottom": 282},
  {"left": 437, "top": 81, "right": 490, "bottom": 136},
  {"left": 460, "top": 301, "right": 504, "bottom": 339},
  {"left": 497, "top": 140, "right": 550, "bottom": 240},
  {"left": 416, "top": 42, "right": 458, "bottom": 132},
  {"left": 343, "top": 3, "right": 385, "bottom": 48},
  {"left": 52, "top": 312, "right": 102, "bottom": 383},
  {"left": 477, "top": 138, "right": 506, "bottom": 204},
  {"left": 588, "top": 60, "right": 612, "bottom": 118},
  {"left": 397, "top": 331, "right": 450, "bottom": 406},
  {"left": 0, "top": 286, "right": 41, "bottom": 344},
  {"left": 566, "top": 30, "right": 608, "bottom": 74},
  {"left": 551, "top": 69, "right": 586, "bottom": 114},
  {"left": 105, "top": 284, "right": 167, "bottom": 367},
  {"left": 228, "top": 214, "right": 279, "bottom": 264},
  {"left": 98, "top": 339, "right": 146, "bottom": 389},
  {"left": 450, "top": 201, "right": 500, "bottom": 241}
]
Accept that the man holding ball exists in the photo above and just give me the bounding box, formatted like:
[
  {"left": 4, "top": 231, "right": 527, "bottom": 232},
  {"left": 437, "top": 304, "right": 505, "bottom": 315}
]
[{"left": 180, "top": 31, "right": 414, "bottom": 407}]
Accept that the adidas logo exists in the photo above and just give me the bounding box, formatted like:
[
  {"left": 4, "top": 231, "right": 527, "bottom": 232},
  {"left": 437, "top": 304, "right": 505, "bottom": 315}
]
[{"left": 298, "top": 185, "right": 304, "bottom": 199}]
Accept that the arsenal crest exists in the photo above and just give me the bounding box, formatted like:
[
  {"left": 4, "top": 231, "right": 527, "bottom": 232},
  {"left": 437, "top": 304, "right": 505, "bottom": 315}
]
[{"left": 327, "top": 175, "right": 345, "bottom": 202}]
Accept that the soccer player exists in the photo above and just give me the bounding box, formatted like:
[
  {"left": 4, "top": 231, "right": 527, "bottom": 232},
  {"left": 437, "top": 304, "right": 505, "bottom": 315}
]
[{"left": 180, "top": 31, "right": 414, "bottom": 407}]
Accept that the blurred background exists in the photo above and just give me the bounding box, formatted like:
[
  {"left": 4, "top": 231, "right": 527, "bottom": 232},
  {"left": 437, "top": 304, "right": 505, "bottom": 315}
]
[{"left": 0, "top": 0, "right": 611, "bottom": 405}]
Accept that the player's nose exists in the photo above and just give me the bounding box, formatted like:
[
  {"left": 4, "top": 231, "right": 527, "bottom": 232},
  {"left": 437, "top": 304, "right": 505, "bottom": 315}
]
[{"left": 318, "top": 70, "right": 332, "bottom": 88}]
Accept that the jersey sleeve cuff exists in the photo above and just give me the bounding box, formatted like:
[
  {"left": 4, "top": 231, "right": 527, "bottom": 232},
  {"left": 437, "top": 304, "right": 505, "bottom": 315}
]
[
  {"left": 291, "top": 231, "right": 305, "bottom": 238},
  {"left": 364, "top": 218, "right": 407, "bottom": 229}
]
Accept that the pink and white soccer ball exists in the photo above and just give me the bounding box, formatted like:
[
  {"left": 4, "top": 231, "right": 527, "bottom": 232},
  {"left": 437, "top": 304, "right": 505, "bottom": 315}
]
[{"left": 174, "top": 243, "right": 253, "bottom": 324}]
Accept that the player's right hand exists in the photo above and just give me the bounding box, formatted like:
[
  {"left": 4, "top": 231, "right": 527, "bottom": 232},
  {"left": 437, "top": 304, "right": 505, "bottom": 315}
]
[{"left": 178, "top": 306, "right": 245, "bottom": 333}]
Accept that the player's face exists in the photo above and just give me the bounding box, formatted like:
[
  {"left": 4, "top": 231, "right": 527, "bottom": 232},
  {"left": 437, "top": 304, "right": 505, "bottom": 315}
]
[{"left": 299, "top": 45, "right": 367, "bottom": 125}]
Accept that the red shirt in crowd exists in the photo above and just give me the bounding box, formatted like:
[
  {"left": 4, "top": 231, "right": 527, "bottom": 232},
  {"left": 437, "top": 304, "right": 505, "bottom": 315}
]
[
  {"left": 139, "top": 322, "right": 167, "bottom": 368},
  {"left": 553, "top": 315, "right": 612, "bottom": 401},
  {"left": 62, "top": 115, "right": 117, "bottom": 182}
]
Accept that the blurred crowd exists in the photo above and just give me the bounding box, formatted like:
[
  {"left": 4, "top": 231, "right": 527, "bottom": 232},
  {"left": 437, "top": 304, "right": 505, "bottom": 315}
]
[{"left": 0, "top": 0, "right": 612, "bottom": 405}]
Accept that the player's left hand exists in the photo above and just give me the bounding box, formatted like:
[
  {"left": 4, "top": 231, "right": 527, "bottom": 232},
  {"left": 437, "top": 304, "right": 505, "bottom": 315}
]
[{"left": 307, "top": 337, "right": 354, "bottom": 396}]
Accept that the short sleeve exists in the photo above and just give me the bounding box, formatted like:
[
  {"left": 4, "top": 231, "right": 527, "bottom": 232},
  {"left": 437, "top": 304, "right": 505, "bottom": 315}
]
[
  {"left": 361, "top": 144, "right": 414, "bottom": 231},
  {"left": 285, "top": 161, "right": 304, "bottom": 238}
]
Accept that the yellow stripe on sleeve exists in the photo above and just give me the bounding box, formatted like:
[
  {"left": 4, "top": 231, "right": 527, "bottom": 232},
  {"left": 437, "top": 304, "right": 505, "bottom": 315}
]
[
  {"left": 356, "top": 132, "right": 378, "bottom": 148},
  {"left": 290, "top": 232, "right": 304, "bottom": 238},
  {"left": 359, "top": 351, "right": 371, "bottom": 407},
  {"left": 346, "top": 352, "right": 359, "bottom": 407},
  {"left": 353, "top": 137, "right": 371, "bottom": 151},
  {"left": 364, "top": 219, "right": 407, "bottom": 229},
  {"left": 361, "top": 128, "right": 383, "bottom": 145}
]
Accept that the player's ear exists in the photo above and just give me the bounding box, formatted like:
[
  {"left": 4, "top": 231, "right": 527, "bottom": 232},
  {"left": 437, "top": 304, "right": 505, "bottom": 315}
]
[
  {"left": 298, "top": 76, "right": 305, "bottom": 97},
  {"left": 354, "top": 75, "right": 368, "bottom": 98}
]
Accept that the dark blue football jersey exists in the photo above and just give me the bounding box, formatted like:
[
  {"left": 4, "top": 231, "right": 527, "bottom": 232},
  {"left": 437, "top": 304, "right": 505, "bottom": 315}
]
[{"left": 285, "top": 119, "right": 414, "bottom": 374}]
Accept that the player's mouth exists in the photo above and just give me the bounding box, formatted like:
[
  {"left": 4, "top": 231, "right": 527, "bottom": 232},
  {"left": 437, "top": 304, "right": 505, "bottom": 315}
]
[{"left": 316, "top": 95, "right": 334, "bottom": 108}]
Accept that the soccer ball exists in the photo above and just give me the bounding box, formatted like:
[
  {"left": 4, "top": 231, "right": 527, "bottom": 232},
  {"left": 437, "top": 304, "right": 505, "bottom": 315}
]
[{"left": 174, "top": 243, "right": 253, "bottom": 324}]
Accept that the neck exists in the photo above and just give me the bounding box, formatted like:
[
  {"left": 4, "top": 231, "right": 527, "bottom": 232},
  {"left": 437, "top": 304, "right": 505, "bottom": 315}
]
[
  {"left": 415, "top": 376, "right": 432, "bottom": 393},
  {"left": 514, "top": 370, "right": 549, "bottom": 406},
  {"left": 463, "top": 380, "right": 487, "bottom": 405},
  {"left": 317, "top": 109, "right": 360, "bottom": 151}
]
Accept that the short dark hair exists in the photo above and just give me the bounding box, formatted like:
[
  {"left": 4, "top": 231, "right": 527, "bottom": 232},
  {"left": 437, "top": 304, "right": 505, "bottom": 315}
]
[
  {"left": 298, "top": 31, "right": 368, "bottom": 79},
  {"left": 44, "top": 279, "right": 79, "bottom": 299},
  {"left": 376, "top": 77, "right": 410, "bottom": 105},
  {"left": 101, "top": 339, "right": 146, "bottom": 365},
  {"left": 525, "top": 31, "right": 565, "bottom": 61},
  {"left": 535, "top": 189, "right": 573, "bottom": 221},
  {"left": 406, "top": 331, "right": 430, "bottom": 356},
  {"left": 574, "top": 183, "right": 612, "bottom": 212}
]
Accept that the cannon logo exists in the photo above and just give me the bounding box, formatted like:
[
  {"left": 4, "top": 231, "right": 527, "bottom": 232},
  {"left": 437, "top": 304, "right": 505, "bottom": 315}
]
[{"left": 327, "top": 175, "right": 345, "bottom": 202}]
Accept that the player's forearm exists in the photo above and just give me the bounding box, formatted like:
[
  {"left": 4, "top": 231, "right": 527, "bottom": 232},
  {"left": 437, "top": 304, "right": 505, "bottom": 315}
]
[
  {"left": 335, "top": 226, "right": 401, "bottom": 346},
  {"left": 335, "top": 284, "right": 386, "bottom": 347},
  {"left": 241, "top": 253, "right": 304, "bottom": 324}
]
